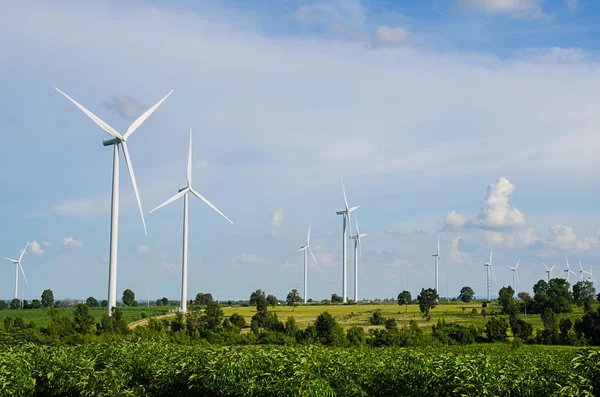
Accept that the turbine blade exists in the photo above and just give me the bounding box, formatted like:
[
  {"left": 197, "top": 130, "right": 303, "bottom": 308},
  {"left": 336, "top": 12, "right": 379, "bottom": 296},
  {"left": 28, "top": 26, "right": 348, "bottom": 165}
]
[
  {"left": 19, "top": 262, "right": 27, "bottom": 285},
  {"left": 299, "top": 246, "right": 308, "bottom": 252},
  {"left": 359, "top": 233, "right": 368, "bottom": 238},
  {"left": 516, "top": 271, "right": 520, "bottom": 283},
  {"left": 579, "top": 258, "right": 583, "bottom": 271},
  {"left": 190, "top": 188, "right": 233, "bottom": 224},
  {"left": 543, "top": 262, "right": 549, "bottom": 271},
  {"left": 437, "top": 233, "right": 440, "bottom": 256},
  {"left": 55, "top": 88, "right": 122, "bottom": 139},
  {"left": 515, "top": 260, "right": 520, "bottom": 270},
  {"left": 308, "top": 246, "right": 322, "bottom": 272},
  {"left": 358, "top": 237, "right": 364, "bottom": 264},
  {"left": 341, "top": 177, "right": 349, "bottom": 211},
  {"left": 550, "top": 265, "right": 556, "bottom": 271},
  {"left": 18, "top": 242, "right": 28, "bottom": 262},
  {"left": 348, "top": 206, "right": 360, "bottom": 213},
  {"left": 121, "top": 142, "right": 147, "bottom": 236},
  {"left": 123, "top": 89, "right": 174, "bottom": 139},
  {"left": 4, "top": 258, "right": 17, "bottom": 263},
  {"left": 307, "top": 220, "right": 311, "bottom": 245},
  {"left": 187, "top": 128, "right": 192, "bottom": 187},
  {"left": 491, "top": 265, "right": 496, "bottom": 280},
  {"left": 150, "top": 189, "right": 188, "bottom": 213}
]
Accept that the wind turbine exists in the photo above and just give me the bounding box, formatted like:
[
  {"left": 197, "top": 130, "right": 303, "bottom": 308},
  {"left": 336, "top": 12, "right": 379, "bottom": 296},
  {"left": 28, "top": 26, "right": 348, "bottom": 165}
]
[
  {"left": 564, "top": 254, "right": 577, "bottom": 284},
  {"left": 299, "top": 221, "right": 321, "bottom": 304},
  {"left": 336, "top": 179, "right": 359, "bottom": 303},
  {"left": 4, "top": 243, "right": 28, "bottom": 300},
  {"left": 150, "top": 129, "right": 232, "bottom": 313},
  {"left": 431, "top": 234, "right": 440, "bottom": 294},
  {"left": 508, "top": 260, "right": 520, "bottom": 294},
  {"left": 578, "top": 258, "right": 590, "bottom": 282},
  {"left": 588, "top": 267, "right": 598, "bottom": 286},
  {"left": 56, "top": 88, "right": 173, "bottom": 316},
  {"left": 483, "top": 248, "right": 496, "bottom": 301},
  {"left": 542, "top": 263, "right": 556, "bottom": 282},
  {"left": 349, "top": 217, "right": 367, "bottom": 303}
]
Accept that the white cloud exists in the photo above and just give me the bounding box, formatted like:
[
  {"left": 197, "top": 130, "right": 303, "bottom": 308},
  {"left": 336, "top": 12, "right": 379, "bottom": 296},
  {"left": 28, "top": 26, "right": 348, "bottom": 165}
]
[
  {"left": 481, "top": 230, "right": 505, "bottom": 246},
  {"left": 238, "top": 254, "right": 267, "bottom": 264},
  {"left": 102, "top": 94, "right": 146, "bottom": 119},
  {"left": 458, "top": 0, "right": 546, "bottom": 19},
  {"left": 43, "top": 242, "right": 52, "bottom": 247},
  {"left": 547, "top": 225, "right": 577, "bottom": 250},
  {"left": 506, "top": 227, "right": 539, "bottom": 248},
  {"left": 449, "top": 236, "right": 472, "bottom": 265},
  {"left": 566, "top": 0, "right": 578, "bottom": 14},
  {"left": 137, "top": 244, "right": 149, "bottom": 254},
  {"left": 575, "top": 237, "right": 599, "bottom": 251},
  {"left": 29, "top": 241, "right": 44, "bottom": 255},
  {"left": 63, "top": 236, "right": 83, "bottom": 249},
  {"left": 466, "top": 177, "right": 525, "bottom": 230},
  {"left": 375, "top": 25, "right": 410, "bottom": 45},
  {"left": 271, "top": 209, "right": 284, "bottom": 235},
  {"left": 442, "top": 210, "right": 467, "bottom": 230}
]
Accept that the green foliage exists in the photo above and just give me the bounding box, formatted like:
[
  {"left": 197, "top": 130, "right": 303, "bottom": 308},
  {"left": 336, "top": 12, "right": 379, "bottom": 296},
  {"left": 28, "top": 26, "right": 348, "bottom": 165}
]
[
  {"left": 369, "top": 310, "right": 386, "bottom": 325},
  {"left": 397, "top": 290, "right": 411, "bottom": 308},
  {"left": 331, "top": 294, "right": 343, "bottom": 303},
  {"left": 10, "top": 299, "right": 20, "bottom": 310},
  {"left": 574, "top": 307, "right": 600, "bottom": 345},
  {"left": 459, "top": 286, "right": 474, "bottom": 303},
  {"left": 204, "top": 301, "right": 223, "bottom": 330},
  {"left": 41, "top": 289, "right": 54, "bottom": 308},
  {"left": 0, "top": 301, "right": 7, "bottom": 310},
  {"left": 498, "top": 286, "right": 516, "bottom": 315},
  {"left": 286, "top": 289, "right": 302, "bottom": 309},
  {"left": 284, "top": 317, "right": 299, "bottom": 338},
  {"left": 73, "top": 304, "right": 95, "bottom": 335},
  {"left": 249, "top": 289, "right": 265, "bottom": 306},
  {"left": 485, "top": 317, "right": 508, "bottom": 343},
  {"left": 346, "top": 326, "right": 366, "bottom": 346},
  {"left": 194, "top": 292, "right": 214, "bottom": 306},
  {"left": 29, "top": 299, "right": 42, "bottom": 309},
  {"left": 573, "top": 281, "right": 596, "bottom": 312},
  {"left": 509, "top": 316, "right": 533, "bottom": 342},
  {"left": 267, "top": 294, "right": 278, "bottom": 307},
  {"left": 229, "top": 313, "right": 246, "bottom": 328},
  {"left": 86, "top": 297, "right": 98, "bottom": 307},
  {"left": 314, "top": 312, "right": 345, "bottom": 346},
  {"left": 533, "top": 278, "right": 572, "bottom": 314},
  {"left": 417, "top": 288, "right": 438, "bottom": 321},
  {"left": 432, "top": 319, "right": 478, "bottom": 345},
  {"left": 99, "top": 308, "right": 129, "bottom": 335},
  {"left": 122, "top": 289, "right": 135, "bottom": 307}
]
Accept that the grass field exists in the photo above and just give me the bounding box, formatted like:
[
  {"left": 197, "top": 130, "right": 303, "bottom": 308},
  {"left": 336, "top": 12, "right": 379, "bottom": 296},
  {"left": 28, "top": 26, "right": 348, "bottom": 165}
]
[{"left": 0, "top": 301, "right": 593, "bottom": 332}]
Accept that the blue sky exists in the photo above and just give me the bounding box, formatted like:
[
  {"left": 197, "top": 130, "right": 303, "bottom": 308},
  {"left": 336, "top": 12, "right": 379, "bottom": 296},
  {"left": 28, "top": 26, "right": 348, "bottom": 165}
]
[{"left": 2, "top": 0, "right": 600, "bottom": 302}]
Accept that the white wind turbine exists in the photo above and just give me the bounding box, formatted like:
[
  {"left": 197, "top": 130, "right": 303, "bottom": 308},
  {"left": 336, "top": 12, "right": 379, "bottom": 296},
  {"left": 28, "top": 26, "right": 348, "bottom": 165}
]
[
  {"left": 299, "top": 221, "right": 321, "bottom": 304},
  {"left": 349, "top": 217, "right": 367, "bottom": 303},
  {"left": 578, "top": 258, "right": 590, "bottom": 282},
  {"left": 55, "top": 87, "right": 173, "bottom": 316},
  {"left": 542, "top": 263, "right": 556, "bottom": 282},
  {"left": 431, "top": 234, "right": 441, "bottom": 294},
  {"left": 336, "top": 179, "right": 359, "bottom": 303},
  {"left": 508, "top": 260, "right": 520, "bottom": 294},
  {"left": 483, "top": 248, "right": 496, "bottom": 301},
  {"left": 588, "top": 266, "right": 598, "bottom": 286},
  {"left": 564, "top": 254, "right": 577, "bottom": 284},
  {"left": 150, "top": 129, "right": 232, "bottom": 313},
  {"left": 4, "top": 243, "right": 28, "bottom": 300}
]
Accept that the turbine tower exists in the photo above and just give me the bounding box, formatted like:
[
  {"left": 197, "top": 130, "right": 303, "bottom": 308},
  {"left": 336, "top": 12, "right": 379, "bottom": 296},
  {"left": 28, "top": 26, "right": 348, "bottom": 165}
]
[
  {"left": 349, "top": 217, "right": 367, "bottom": 303},
  {"left": 578, "top": 258, "right": 590, "bottom": 282},
  {"left": 483, "top": 248, "right": 496, "bottom": 301},
  {"left": 542, "top": 263, "right": 556, "bottom": 282},
  {"left": 56, "top": 88, "right": 173, "bottom": 316},
  {"left": 4, "top": 243, "right": 28, "bottom": 300},
  {"left": 150, "top": 129, "right": 232, "bottom": 313},
  {"left": 431, "top": 234, "right": 440, "bottom": 293},
  {"left": 564, "top": 254, "right": 577, "bottom": 284},
  {"left": 299, "top": 221, "right": 321, "bottom": 304},
  {"left": 508, "top": 260, "right": 520, "bottom": 294},
  {"left": 588, "top": 267, "right": 598, "bottom": 286},
  {"left": 336, "top": 179, "right": 359, "bottom": 303}
]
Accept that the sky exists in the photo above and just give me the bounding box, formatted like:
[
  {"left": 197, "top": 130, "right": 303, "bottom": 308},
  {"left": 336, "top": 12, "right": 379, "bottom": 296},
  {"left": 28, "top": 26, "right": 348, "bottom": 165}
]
[{"left": 2, "top": 0, "right": 600, "bottom": 302}]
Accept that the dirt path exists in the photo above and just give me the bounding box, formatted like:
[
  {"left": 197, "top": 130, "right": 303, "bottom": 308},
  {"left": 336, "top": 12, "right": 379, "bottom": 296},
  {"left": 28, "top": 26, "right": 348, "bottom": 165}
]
[{"left": 128, "top": 313, "right": 177, "bottom": 330}]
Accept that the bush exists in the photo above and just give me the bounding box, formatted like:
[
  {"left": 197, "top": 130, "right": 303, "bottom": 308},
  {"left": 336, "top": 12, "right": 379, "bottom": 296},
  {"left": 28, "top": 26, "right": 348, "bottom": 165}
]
[
  {"left": 485, "top": 317, "right": 508, "bottom": 343},
  {"left": 369, "top": 310, "right": 386, "bottom": 325}
]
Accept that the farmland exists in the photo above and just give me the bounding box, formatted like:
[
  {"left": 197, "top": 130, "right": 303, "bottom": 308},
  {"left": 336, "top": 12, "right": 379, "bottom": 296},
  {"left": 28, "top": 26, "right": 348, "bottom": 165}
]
[{"left": 1, "top": 340, "right": 598, "bottom": 396}]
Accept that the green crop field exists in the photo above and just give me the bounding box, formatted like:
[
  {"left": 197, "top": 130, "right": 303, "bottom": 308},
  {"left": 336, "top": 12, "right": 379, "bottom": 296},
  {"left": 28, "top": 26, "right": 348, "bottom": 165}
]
[{"left": 1, "top": 340, "right": 598, "bottom": 396}]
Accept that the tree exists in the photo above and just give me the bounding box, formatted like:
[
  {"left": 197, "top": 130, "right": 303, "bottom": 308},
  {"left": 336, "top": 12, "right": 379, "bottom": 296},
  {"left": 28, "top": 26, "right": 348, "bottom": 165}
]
[
  {"left": 417, "top": 288, "right": 438, "bottom": 321},
  {"left": 286, "top": 289, "right": 302, "bottom": 311},
  {"left": 74, "top": 304, "right": 95, "bottom": 334},
  {"left": 0, "top": 301, "right": 8, "bottom": 310},
  {"left": 397, "top": 290, "right": 411, "bottom": 312},
  {"left": 229, "top": 313, "right": 246, "bottom": 328},
  {"left": 249, "top": 289, "right": 265, "bottom": 306},
  {"left": 533, "top": 278, "right": 572, "bottom": 314},
  {"left": 122, "top": 289, "right": 135, "bottom": 306},
  {"left": 86, "top": 297, "right": 99, "bottom": 307},
  {"left": 331, "top": 294, "right": 343, "bottom": 303},
  {"left": 346, "top": 326, "right": 366, "bottom": 346},
  {"left": 256, "top": 295, "right": 268, "bottom": 312},
  {"left": 41, "top": 289, "right": 54, "bottom": 308},
  {"left": 285, "top": 317, "right": 300, "bottom": 337},
  {"left": 205, "top": 301, "right": 224, "bottom": 330},
  {"left": 100, "top": 300, "right": 108, "bottom": 308},
  {"left": 30, "top": 299, "right": 42, "bottom": 309},
  {"left": 459, "top": 286, "right": 474, "bottom": 304},
  {"left": 485, "top": 317, "right": 508, "bottom": 342},
  {"left": 315, "top": 312, "right": 345, "bottom": 346},
  {"left": 10, "top": 298, "right": 20, "bottom": 310},
  {"left": 194, "top": 292, "right": 214, "bottom": 306},
  {"left": 573, "top": 281, "right": 596, "bottom": 312},
  {"left": 267, "top": 294, "right": 278, "bottom": 307},
  {"left": 369, "top": 310, "right": 386, "bottom": 325},
  {"left": 498, "top": 286, "right": 516, "bottom": 315}
]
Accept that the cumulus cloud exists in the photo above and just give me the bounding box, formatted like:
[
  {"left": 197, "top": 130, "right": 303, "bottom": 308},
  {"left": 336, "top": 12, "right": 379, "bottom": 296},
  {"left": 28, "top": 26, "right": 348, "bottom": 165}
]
[
  {"left": 238, "top": 254, "right": 267, "bottom": 264},
  {"left": 449, "top": 236, "right": 472, "bottom": 265},
  {"left": 547, "top": 225, "right": 577, "bottom": 250},
  {"left": 466, "top": 177, "right": 525, "bottom": 230},
  {"left": 374, "top": 25, "right": 410, "bottom": 45},
  {"left": 137, "top": 244, "right": 149, "bottom": 254},
  {"left": 457, "top": 0, "right": 546, "bottom": 19},
  {"left": 29, "top": 241, "right": 44, "bottom": 255},
  {"left": 63, "top": 236, "right": 83, "bottom": 249},
  {"left": 102, "top": 94, "right": 146, "bottom": 119},
  {"left": 481, "top": 230, "right": 505, "bottom": 246},
  {"left": 442, "top": 210, "right": 467, "bottom": 230},
  {"left": 506, "top": 228, "right": 539, "bottom": 248},
  {"left": 271, "top": 209, "right": 284, "bottom": 235}
]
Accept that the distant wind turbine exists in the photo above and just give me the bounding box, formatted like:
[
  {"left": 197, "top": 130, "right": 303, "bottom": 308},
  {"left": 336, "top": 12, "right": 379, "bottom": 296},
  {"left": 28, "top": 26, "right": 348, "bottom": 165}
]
[
  {"left": 55, "top": 87, "right": 173, "bottom": 316},
  {"left": 150, "top": 129, "right": 232, "bottom": 313},
  {"left": 431, "top": 234, "right": 441, "bottom": 294},
  {"left": 564, "top": 254, "right": 577, "bottom": 284},
  {"left": 578, "top": 258, "right": 590, "bottom": 282},
  {"left": 299, "top": 221, "right": 320, "bottom": 304},
  {"left": 4, "top": 243, "right": 28, "bottom": 300},
  {"left": 484, "top": 248, "right": 496, "bottom": 301},
  {"left": 588, "top": 266, "right": 598, "bottom": 286},
  {"left": 508, "top": 260, "right": 520, "bottom": 294},
  {"left": 336, "top": 179, "right": 359, "bottom": 303},
  {"left": 542, "top": 263, "right": 556, "bottom": 282},
  {"left": 349, "top": 217, "right": 367, "bottom": 303}
]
